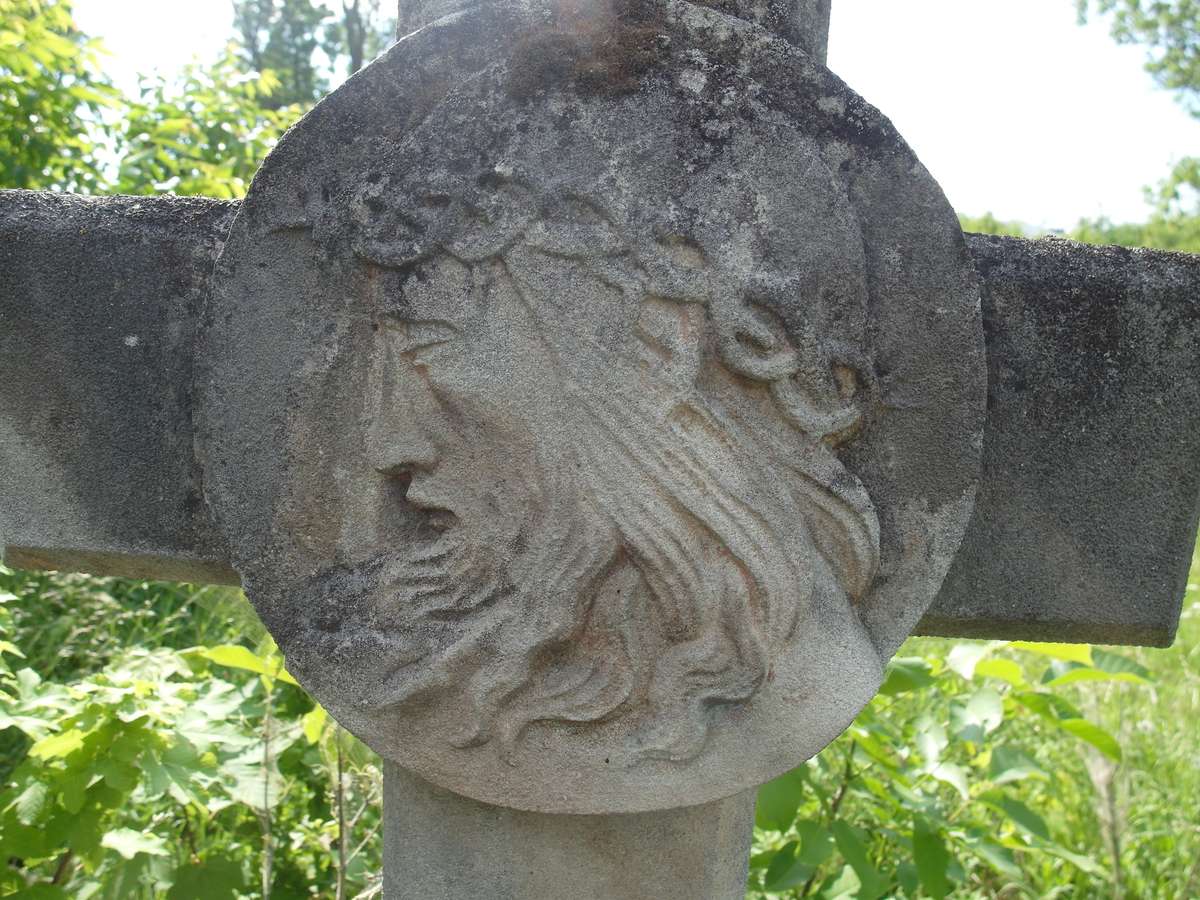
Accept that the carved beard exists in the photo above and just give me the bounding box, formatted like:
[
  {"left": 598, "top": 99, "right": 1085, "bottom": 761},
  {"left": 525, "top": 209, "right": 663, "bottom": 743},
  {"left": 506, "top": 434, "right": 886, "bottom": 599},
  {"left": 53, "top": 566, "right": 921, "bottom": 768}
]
[{"left": 347, "top": 451, "right": 630, "bottom": 753}]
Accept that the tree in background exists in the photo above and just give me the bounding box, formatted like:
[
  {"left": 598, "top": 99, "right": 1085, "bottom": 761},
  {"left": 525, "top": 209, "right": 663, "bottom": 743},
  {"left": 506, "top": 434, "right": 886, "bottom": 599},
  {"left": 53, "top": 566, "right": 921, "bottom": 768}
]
[
  {"left": 232, "top": 0, "right": 395, "bottom": 109},
  {"left": 1076, "top": 0, "right": 1200, "bottom": 251},
  {"left": 0, "top": 0, "right": 118, "bottom": 191},
  {"left": 234, "top": 0, "right": 331, "bottom": 108},
  {"left": 116, "top": 52, "right": 301, "bottom": 199},
  {"left": 325, "top": 0, "right": 396, "bottom": 77}
]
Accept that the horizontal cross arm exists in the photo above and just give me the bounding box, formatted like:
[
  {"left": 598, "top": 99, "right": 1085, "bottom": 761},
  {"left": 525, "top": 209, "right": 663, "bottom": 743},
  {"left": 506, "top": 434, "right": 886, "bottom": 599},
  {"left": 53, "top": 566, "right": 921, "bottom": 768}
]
[
  {"left": 2, "top": 191, "right": 1197, "bottom": 645},
  {"left": 0, "top": 190, "right": 239, "bottom": 585},
  {"left": 924, "top": 234, "right": 1200, "bottom": 647}
]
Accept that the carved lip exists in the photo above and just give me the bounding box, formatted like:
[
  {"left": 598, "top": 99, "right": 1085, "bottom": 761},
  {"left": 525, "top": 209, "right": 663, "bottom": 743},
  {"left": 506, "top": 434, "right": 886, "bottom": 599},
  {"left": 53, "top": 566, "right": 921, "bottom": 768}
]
[
  {"left": 422, "top": 508, "right": 457, "bottom": 533},
  {"left": 403, "top": 480, "right": 460, "bottom": 536}
]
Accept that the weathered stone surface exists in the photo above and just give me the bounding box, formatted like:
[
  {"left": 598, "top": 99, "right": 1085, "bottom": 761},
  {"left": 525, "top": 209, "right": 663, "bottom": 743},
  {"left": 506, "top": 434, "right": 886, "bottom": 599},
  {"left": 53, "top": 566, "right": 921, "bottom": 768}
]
[
  {"left": 198, "top": 0, "right": 985, "bottom": 813},
  {"left": 923, "top": 234, "right": 1200, "bottom": 648},
  {"left": 4, "top": 208, "right": 1194, "bottom": 653},
  {"left": 383, "top": 761, "right": 755, "bottom": 899},
  {"left": 0, "top": 191, "right": 238, "bottom": 586}
]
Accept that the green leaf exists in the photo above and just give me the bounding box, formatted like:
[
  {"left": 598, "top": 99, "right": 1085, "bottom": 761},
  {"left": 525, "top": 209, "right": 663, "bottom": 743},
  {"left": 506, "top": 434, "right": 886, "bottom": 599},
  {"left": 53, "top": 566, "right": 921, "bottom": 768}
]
[
  {"left": 101, "top": 827, "right": 169, "bottom": 859},
  {"left": 221, "top": 744, "right": 286, "bottom": 811},
  {"left": 13, "top": 780, "right": 49, "bottom": 825},
  {"left": 984, "top": 792, "right": 1049, "bottom": 840},
  {"left": 952, "top": 688, "right": 1003, "bottom": 742},
  {"left": 187, "top": 644, "right": 299, "bottom": 686},
  {"left": 974, "top": 658, "right": 1025, "bottom": 686},
  {"left": 58, "top": 770, "right": 92, "bottom": 814},
  {"left": 166, "top": 859, "right": 246, "bottom": 900},
  {"left": 66, "top": 804, "right": 104, "bottom": 856},
  {"left": 1060, "top": 718, "right": 1123, "bottom": 761},
  {"left": 878, "top": 657, "right": 935, "bottom": 695},
  {"left": 15, "top": 886, "right": 68, "bottom": 899},
  {"left": 946, "top": 642, "right": 994, "bottom": 680},
  {"left": 928, "top": 762, "right": 970, "bottom": 801},
  {"left": 794, "top": 820, "right": 835, "bottom": 868},
  {"left": 963, "top": 833, "right": 1023, "bottom": 880},
  {"left": 913, "top": 816, "right": 951, "bottom": 900},
  {"left": 1045, "top": 666, "right": 1148, "bottom": 687},
  {"left": 1036, "top": 840, "right": 1110, "bottom": 878},
  {"left": 763, "top": 841, "right": 811, "bottom": 893},
  {"left": 302, "top": 704, "right": 327, "bottom": 744},
  {"left": 989, "top": 746, "right": 1047, "bottom": 785},
  {"left": 1010, "top": 641, "right": 1093, "bottom": 665},
  {"left": 29, "top": 728, "right": 86, "bottom": 760},
  {"left": 831, "top": 821, "right": 887, "bottom": 899},
  {"left": 915, "top": 714, "right": 948, "bottom": 765},
  {"left": 823, "top": 865, "right": 861, "bottom": 899},
  {"left": 1091, "top": 648, "right": 1152, "bottom": 681},
  {"left": 98, "top": 758, "right": 140, "bottom": 792},
  {"left": 755, "top": 767, "right": 806, "bottom": 832},
  {"left": 1013, "top": 690, "right": 1081, "bottom": 721}
]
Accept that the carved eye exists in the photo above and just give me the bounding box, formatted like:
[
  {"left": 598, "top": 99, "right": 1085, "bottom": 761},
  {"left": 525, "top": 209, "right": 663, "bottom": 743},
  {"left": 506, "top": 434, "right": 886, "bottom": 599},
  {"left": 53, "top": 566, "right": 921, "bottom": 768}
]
[{"left": 391, "top": 320, "right": 460, "bottom": 364}]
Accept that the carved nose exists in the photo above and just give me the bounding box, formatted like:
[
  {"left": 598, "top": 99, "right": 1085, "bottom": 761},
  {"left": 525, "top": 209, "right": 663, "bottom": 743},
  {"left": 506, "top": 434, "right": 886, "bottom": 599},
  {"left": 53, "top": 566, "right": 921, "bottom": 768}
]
[
  {"left": 369, "top": 422, "right": 437, "bottom": 476},
  {"left": 366, "top": 369, "right": 438, "bottom": 475}
]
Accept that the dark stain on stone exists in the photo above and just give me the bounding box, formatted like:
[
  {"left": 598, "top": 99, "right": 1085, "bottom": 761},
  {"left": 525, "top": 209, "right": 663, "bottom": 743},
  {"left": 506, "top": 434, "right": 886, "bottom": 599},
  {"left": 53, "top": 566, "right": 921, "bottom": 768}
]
[{"left": 506, "top": 0, "right": 668, "bottom": 101}]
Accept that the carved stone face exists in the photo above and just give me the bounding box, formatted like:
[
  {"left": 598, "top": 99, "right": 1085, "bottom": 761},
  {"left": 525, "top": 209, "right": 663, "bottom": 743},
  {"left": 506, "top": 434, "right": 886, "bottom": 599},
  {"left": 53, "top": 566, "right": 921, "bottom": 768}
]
[
  {"left": 200, "top": 0, "right": 986, "bottom": 814},
  {"left": 348, "top": 177, "right": 884, "bottom": 758}
]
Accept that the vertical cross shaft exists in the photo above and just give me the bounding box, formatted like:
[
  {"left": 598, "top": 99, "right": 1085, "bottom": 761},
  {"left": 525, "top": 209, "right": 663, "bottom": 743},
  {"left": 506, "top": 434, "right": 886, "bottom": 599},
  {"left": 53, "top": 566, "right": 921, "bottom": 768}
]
[{"left": 383, "top": 763, "right": 757, "bottom": 899}]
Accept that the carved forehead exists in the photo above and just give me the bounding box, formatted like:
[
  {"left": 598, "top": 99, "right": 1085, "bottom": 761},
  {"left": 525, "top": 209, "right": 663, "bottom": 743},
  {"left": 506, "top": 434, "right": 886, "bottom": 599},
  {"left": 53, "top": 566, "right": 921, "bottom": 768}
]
[{"left": 344, "top": 83, "right": 872, "bottom": 365}]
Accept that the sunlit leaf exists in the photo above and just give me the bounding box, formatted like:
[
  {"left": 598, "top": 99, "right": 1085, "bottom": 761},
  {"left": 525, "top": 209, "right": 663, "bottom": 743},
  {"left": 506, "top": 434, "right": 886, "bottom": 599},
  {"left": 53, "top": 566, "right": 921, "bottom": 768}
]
[
  {"left": 13, "top": 780, "right": 49, "bottom": 825},
  {"left": 974, "top": 658, "right": 1025, "bottom": 686},
  {"left": 952, "top": 689, "right": 1003, "bottom": 742},
  {"left": 915, "top": 714, "right": 948, "bottom": 765},
  {"left": 187, "top": 645, "right": 299, "bottom": 686},
  {"left": 29, "top": 728, "right": 85, "bottom": 760},
  {"left": 1060, "top": 718, "right": 1122, "bottom": 761},
  {"left": 947, "top": 642, "right": 994, "bottom": 680},
  {"left": 928, "top": 762, "right": 970, "bottom": 800},
  {"left": 303, "top": 703, "right": 327, "bottom": 744},
  {"left": 1010, "top": 642, "right": 1093, "bottom": 665},
  {"left": 101, "top": 827, "right": 169, "bottom": 859}
]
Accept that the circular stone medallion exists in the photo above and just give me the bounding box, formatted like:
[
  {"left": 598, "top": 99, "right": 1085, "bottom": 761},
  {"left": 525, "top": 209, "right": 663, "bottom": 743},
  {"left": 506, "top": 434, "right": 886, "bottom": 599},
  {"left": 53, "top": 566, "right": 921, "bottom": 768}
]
[{"left": 199, "top": 0, "right": 986, "bottom": 814}]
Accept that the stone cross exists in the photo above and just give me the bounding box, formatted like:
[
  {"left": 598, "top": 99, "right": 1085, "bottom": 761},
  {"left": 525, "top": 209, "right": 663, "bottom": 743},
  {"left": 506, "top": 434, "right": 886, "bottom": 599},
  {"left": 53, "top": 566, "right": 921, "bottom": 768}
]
[{"left": 2, "top": 0, "right": 1198, "bottom": 897}]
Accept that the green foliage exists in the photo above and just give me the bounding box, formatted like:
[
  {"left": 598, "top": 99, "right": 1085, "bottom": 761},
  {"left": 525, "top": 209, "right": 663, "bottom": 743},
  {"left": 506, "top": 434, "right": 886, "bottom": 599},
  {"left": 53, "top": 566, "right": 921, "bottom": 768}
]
[
  {"left": 115, "top": 50, "right": 302, "bottom": 199},
  {"left": 0, "top": 0, "right": 118, "bottom": 191},
  {"left": 323, "top": 0, "right": 396, "bottom": 77},
  {"left": 1078, "top": 0, "right": 1200, "bottom": 115},
  {"left": 1071, "top": 213, "right": 1200, "bottom": 252},
  {"left": 1077, "top": 0, "right": 1200, "bottom": 247},
  {"left": 0, "top": 567, "right": 382, "bottom": 898},
  {"left": 232, "top": 0, "right": 394, "bottom": 109},
  {"left": 234, "top": 0, "right": 332, "bottom": 109},
  {"left": 958, "top": 213, "right": 1033, "bottom": 238},
  {"left": 749, "top": 556, "right": 1200, "bottom": 900}
]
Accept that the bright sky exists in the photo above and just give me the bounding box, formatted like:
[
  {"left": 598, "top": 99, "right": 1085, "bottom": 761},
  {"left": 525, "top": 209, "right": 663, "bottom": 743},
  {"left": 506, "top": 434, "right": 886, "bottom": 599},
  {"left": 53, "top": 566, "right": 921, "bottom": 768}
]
[{"left": 74, "top": 0, "right": 1200, "bottom": 230}]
